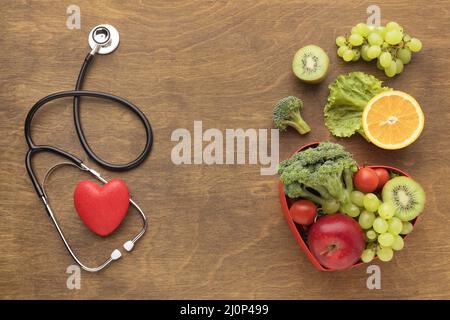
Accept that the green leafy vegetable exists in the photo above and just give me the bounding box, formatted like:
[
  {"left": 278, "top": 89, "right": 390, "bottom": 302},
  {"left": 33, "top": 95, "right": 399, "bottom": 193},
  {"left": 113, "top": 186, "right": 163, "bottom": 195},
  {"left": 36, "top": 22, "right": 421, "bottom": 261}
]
[
  {"left": 324, "top": 72, "right": 391, "bottom": 140},
  {"left": 273, "top": 96, "right": 311, "bottom": 135},
  {"left": 278, "top": 142, "right": 358, "bottom": 213}
]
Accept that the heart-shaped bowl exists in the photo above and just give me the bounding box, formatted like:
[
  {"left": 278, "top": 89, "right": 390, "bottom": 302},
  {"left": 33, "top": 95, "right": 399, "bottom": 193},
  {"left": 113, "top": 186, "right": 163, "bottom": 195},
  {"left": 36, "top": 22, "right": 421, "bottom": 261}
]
[{"left": 278, "top": 142, "right": 419, "bottom": 271}]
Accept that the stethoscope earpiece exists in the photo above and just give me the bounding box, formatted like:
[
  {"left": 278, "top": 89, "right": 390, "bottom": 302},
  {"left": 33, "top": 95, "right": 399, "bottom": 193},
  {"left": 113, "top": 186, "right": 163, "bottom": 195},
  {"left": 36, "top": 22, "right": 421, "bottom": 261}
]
[
  {"left": 111, "top": 249, "right": 122, "bottom": 261},
  {"left": 88, "top": 24, "right": 120, "bottom": 55},
  {"left": 123, "top": 240, "right": 134, "bottom": 251}
]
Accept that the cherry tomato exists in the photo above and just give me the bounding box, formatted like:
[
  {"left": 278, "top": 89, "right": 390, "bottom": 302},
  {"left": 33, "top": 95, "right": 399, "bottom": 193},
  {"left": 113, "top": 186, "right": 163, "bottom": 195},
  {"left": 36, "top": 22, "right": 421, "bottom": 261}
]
[
  {"left": 354, "top": 167, "right": 379, "bottom": 193},
  {"left": 289, "top": 199, "right": 317, "bottom": 225},
  {"left": 374, "top": 168, "right": 390, "bottom": 190}
]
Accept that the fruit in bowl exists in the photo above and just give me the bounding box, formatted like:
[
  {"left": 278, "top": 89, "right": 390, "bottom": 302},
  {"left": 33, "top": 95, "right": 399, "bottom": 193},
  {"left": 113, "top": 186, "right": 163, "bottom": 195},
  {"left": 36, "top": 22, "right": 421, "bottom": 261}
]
[
  {"left": 308, "top": 214, "right": 365, "bottom": 270},
  {"left": 289, "top": 199, "right": 317, "bottom": 226},
  {"left": 278, "top": 141, "right": 425, "bottom": 271}
]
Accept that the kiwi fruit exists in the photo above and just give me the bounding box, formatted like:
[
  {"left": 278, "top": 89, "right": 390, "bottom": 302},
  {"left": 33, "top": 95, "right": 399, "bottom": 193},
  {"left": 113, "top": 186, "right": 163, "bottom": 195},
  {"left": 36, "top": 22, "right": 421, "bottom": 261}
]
[
  {"left": 292, "top": 45, "right": 329, "bottom": 84},
  {"left": 382, "top": 176, "right": 425, "bottom": 221}
]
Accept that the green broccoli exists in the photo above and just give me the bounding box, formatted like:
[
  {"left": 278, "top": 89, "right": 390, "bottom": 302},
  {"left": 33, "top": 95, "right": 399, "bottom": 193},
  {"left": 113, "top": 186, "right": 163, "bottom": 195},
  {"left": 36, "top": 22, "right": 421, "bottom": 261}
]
[
  {"left": 273, "top": 96, "right": 311, "bottom": 135},
  {"left": 278, "top": 142, "right": 358, "bottom": 214}
]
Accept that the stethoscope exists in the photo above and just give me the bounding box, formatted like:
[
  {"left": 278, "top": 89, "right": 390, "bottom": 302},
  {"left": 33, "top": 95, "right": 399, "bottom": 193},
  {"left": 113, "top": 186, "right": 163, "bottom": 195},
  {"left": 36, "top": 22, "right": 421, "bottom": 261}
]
[{"left": 24, "top": 25, "right": 153, "bottom": 272}]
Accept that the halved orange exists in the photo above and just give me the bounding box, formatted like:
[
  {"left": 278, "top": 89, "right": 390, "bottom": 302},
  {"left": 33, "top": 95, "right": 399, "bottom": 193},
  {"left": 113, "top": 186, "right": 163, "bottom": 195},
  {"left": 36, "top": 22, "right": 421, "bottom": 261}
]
[{"left": 362, "top": 91, "right": 424, "bottom": 150}]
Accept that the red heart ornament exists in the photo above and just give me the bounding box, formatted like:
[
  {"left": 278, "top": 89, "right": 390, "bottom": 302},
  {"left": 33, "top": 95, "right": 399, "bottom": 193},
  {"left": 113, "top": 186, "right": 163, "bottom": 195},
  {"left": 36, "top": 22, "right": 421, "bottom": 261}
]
[{"left": 74, "top": 178, "right": 130, "bottom": 237}]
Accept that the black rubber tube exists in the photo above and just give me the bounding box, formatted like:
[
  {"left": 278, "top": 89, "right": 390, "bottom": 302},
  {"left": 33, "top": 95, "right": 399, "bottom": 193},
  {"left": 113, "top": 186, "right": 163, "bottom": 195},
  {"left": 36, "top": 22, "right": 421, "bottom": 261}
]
[
  {"left": 72, "top": 53, "right": 153, "bottom": 171},
  {"left": 24, "top": 52, "right": 153, "bottom": 197}
]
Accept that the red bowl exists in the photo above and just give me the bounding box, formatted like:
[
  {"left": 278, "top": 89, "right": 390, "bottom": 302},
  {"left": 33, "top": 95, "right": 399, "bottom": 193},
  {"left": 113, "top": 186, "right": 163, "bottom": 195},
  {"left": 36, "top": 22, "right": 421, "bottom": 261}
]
[{"left": 278, "top": 142, "right": 419, "bottom": 271}]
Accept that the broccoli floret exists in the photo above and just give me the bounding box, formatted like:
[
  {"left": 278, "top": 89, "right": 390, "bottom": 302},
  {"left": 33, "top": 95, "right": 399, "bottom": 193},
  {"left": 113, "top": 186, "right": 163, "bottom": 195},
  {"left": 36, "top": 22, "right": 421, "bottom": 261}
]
[
  {"left": 278, "top": 142, "right": 357, "bottom": 211},
  {"left": 273, "top": 96, "right": 311, "bottom": 135}
]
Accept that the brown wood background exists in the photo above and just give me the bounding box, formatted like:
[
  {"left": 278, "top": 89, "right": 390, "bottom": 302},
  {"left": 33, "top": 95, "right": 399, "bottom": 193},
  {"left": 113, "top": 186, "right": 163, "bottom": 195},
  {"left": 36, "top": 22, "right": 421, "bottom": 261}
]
[{"left": 1, "top": 0, "right": 449, "bottom": 299}]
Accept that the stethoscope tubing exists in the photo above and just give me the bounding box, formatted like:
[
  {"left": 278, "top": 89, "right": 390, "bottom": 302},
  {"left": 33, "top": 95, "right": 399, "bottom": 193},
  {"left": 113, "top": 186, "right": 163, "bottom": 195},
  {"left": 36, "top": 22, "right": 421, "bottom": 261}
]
[
  {"left": 24, "top": 45, "right": 152, "bottom": 272},
  {"left": 25, "top": 88, "right": 152, "bottom": 155},
  {"left": 24, "top": 54, "right": 153, "bottom": 197},
  {"left": 72, "top": 53, "right": 153, "bottom": 172}
]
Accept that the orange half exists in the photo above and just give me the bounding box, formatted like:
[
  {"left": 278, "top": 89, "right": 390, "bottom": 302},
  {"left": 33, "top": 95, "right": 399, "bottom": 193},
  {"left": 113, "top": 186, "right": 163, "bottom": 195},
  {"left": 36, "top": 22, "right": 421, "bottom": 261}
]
[{"left": 362, "top": 91, "right": 424, "bottom": 150}]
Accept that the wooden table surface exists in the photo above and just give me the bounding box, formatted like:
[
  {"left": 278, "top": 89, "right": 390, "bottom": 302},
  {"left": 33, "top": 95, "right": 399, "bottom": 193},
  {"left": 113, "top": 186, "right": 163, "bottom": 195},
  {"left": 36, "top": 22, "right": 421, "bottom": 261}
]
[{"left": 1, "top": 0, "right": 449, "bottom": 300}]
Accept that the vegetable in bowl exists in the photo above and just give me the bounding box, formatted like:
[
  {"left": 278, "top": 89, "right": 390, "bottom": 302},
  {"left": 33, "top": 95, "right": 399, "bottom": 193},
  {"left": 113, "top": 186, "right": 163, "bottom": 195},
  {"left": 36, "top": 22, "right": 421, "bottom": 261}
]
[
  {"left": 278, "top": 142, "right": 425, "bottom": 269},
  {"left": 278, "top": 141, "right": 358, "bottom": 215}
]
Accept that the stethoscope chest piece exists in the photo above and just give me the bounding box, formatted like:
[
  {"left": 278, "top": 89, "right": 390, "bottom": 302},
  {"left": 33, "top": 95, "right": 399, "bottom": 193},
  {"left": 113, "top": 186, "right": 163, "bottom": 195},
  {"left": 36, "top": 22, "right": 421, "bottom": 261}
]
[{"left": 88, "top": 24, "right": 120, "bottom": 55}]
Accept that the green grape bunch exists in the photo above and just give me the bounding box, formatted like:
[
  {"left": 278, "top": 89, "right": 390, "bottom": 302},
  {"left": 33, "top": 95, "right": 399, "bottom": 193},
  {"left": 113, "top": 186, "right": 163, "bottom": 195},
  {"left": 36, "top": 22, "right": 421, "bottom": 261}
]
[
  {"left": 335, "top": 22, "right": 422, "bottom": 77},
  {"left": 345, "top": 190, "right": 412, "bottom": 264}
]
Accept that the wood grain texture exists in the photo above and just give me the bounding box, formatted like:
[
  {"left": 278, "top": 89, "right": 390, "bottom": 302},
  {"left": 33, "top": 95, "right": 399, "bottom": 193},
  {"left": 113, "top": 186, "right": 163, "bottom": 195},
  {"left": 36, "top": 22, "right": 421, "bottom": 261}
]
[{"left": 1, "top": 0, "right": 449, "bottom": 299}]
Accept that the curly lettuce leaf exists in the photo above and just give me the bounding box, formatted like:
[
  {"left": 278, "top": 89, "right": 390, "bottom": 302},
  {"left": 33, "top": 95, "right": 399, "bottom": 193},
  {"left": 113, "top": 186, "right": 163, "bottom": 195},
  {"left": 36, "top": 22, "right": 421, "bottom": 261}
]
[{"left": 324, "top": 72, "right": 391, "bottom": 138}]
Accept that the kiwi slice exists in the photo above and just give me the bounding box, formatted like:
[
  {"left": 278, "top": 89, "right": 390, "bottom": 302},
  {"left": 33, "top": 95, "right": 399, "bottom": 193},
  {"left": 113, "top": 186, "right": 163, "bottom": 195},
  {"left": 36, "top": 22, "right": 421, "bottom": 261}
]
[
  {"left": 382, "top": 176, "right": 425, "bottom": 221},
  {"left": 292, "top": 45, "right": 329, "bottom": 84}
]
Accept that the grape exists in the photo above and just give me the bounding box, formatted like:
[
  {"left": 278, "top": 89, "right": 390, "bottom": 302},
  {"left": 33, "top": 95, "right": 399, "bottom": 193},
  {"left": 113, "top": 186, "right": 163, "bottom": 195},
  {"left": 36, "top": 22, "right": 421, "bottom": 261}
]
[
  {"left": 355, "top": 23, "right": 370, "bottom": 37},
  {"left": 368, "top": 32, "right": 383, "bottom": 46},
  {"left": 400, "top": 221, "right": 414, "bottom": 235},
  {"left": 361, "top": 45, "right": 372, "bottom": 61},
  {"left": 376, "top": 59, "right": 384, "bottom": 70},
  {"left": 336, "top": 36, "right": 347, "bottom": 46},
  {"left": 367, "top": 45, "right": 381, "bottom": 59},
  {"left": 349, "top": 34, "right": 364, "bottom": 46},
  {"left": 385, "top": 30, "right": 403, "bottom": 45},
  {"left": 377, "top": 246, "right": 394, "bottom": 262},
  {"left": 337, "top": 45, "right": 347, "bottom": 57},
  {"left": 395, "top": 59, "right": 404, "bottom": 74},
  {"left": 378, "top": 202, "right": 395, "bottom": 219},
  {"left": 388, "top": 217, "right": 403, "bottom": 235},
  {"left": 361, "top": 249, "right": 375, "bottom": 263},
  {"left": 337, "top": 23, "right": 422, "bottom": 77},
  {"left": 376, "top": 26, "right": 387, "bottom": 38},
  {"left": 366, "top": 229, "right": 377, "bottom": 241},
  {"left": 322, "top": 199, "right": 340, "bottom": 214},
  {"left": 391, "top": 235, "right": 405, "bottom": 251},
  {"left": 407, "top": 38, "right": 422, "bottom": 52},
  {"left": 384, "top": 61, "right": 397, "bottom": 77},
  {"left": 343, "top": 49, "right": 355, "bottom": 62},
  {"left": 359, "top": 211, "right": 376, "bottom": 229},
  {"left": 373, "top": 217, "right": 388, "bottom": 233},
  {"left": 363, "top": 193, "right": 379, "bottom": 212},
  {"left": 342, "top": 203, "right": 360, "bottom": 217},
  {"left": 350, "top": 190, "right": 365, "bottom": 207},
  {"left": 384, "top": 69, "right": 396, "bottom": 78},
  {"left": 397, "top": 48, "right": 412, "bottom": 64},
  {"left": 386, "top": 21, "right": 401, "bottom": 31},
  {"left": 378, "top": 233, "right": 395, "bottom": 247},
  {"left": 379, "top": 51, "right": 392, "bottom": 68}
]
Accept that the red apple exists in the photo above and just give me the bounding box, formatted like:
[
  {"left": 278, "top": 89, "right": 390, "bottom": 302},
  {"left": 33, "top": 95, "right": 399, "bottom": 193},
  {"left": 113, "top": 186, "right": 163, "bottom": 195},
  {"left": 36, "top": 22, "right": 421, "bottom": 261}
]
[{"left": 308, "top": 214, "right": 364, "bottom": 270}]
